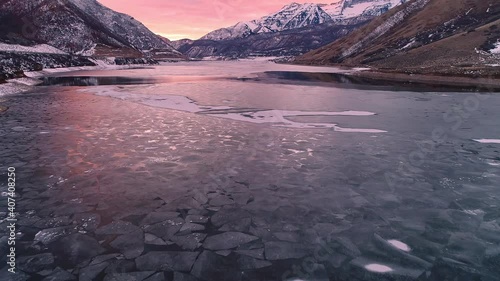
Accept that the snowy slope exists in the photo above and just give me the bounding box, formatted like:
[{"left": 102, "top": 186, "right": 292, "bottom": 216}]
[
  {"left": 0, "top": 43, "right": 67, "bottom": 54},
  {"left": 321, "top": 0, "right": 345, "bottom": 16},
  {"left": 201, "top": 1, "right": 405, "bottom": 41},
  {"left": 0, "top": 0, "right": 180, "bottom": 57},
  {"left": 326, "top": 0, "right": 405, "bottom": 19},
  {"left": 297, "top": 0, "right": 500, "bottom": 76},
  {"left": 202, "top": 2, "right": 333, "bottom": 40}
]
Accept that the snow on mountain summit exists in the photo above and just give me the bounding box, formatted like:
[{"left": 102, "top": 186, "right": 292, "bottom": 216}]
[
  {"left": 202, "top": 2, "right": 333, "bottom": 41},
  {"left": 261, "top": 2, "right": 333, "bottom": 31},
  {"left": 201, "top": 0, "right": 405, "bottom": 41}
]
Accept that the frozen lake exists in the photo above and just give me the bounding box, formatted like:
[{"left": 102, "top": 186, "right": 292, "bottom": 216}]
[{"left": 1, "top": 60, "right": 500, "bottom": 281}]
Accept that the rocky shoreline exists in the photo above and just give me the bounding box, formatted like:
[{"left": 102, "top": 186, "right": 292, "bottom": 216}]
[
  {"left": 350, "top": 67, "right": 500, "bottom": 91},
  {"left": 0, "top": 52, "right": 166, "bottom": 96},
  {"left": 284, "top": 58, "right": 500, "bottom": 90},
  {"left": 0, "top": 52, "right": 96, "bottom": 81},
  {"left": 0, "top": 52, "right": 162, "bottom": 82}
]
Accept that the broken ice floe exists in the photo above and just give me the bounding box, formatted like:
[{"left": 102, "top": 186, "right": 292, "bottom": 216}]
[{"left": 79, "top": 86, "right": 386, "bottom": 133}]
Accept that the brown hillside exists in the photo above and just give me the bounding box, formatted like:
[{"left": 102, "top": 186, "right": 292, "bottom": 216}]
[{"left": 296, "top": 0, "right": 500, "bottom": 76}]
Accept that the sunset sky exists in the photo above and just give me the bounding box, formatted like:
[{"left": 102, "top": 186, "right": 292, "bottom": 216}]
[{"left": 98, "top": 0, "right": 327, "bottom": 40}]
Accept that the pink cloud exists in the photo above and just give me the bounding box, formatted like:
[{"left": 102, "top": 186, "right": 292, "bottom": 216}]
[{"left": 98, "top": 0, "right": 327, "bottom": 40}]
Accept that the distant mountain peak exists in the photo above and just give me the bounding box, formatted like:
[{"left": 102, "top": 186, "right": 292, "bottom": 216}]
[
  {"left": 201, "top": 1, "right": 404, "bottom": 41},
  {"left": 282, "top": 2, "right": 302, "bottom": 9}
]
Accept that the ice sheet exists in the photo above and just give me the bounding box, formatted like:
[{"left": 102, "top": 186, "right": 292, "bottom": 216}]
[{"left": 80, "top": 86, "right": 386, "bottom": 133}]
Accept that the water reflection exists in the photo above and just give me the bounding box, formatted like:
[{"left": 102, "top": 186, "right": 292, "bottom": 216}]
[
  {"left": 39, "top": 76, "right": 155, "bottom": 86},
  {"left": 39, "top": 71, "right": 500, "bottom": 93},
  {"left": 256, "top": 71, "right": 500, "bottom": 92},
  {"left": 39, "top": 75, "right": 223, "bottom": 86}
]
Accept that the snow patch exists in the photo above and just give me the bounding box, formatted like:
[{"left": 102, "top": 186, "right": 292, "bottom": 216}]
[
  {"left": 202, "top": 1, "right": 404, "bottom": 41},
  {"left": 474, "top": 139, "right": 500, "bottom": 144},
  {"left": 464, "top": 209, "right": 485, "bottom": 216},
  {"left": 387, "top": 240, "right": 411, "bottom": 252},
  {"left": 486, "top": 159, "right": 500, "bottom": 166},
  {"left": 341, "top": 0, "right": 430, "bottom": 59},
  {"left": 365, "top": 264, "right": 393, "bottom": 273},
  {"left": 0, "top": 43, "right": 67, "bottom": 54},
  {"left": 0, "top": 77, "right": 42, "bottom": 96},
  {"left": 7, "top": 78, "right": 42, "bottom": 86},
  {"left": 0, "top": 82, "right": 33, "bottom": 96},
  {"left": 489, "top": 41, "right": 500, "bottom": 54},
  {"left": 401, "top": 38, "right": 416, "bottom": 50},
  {"left": 76, "top": 44, "right": 97, "bottom": 56}
]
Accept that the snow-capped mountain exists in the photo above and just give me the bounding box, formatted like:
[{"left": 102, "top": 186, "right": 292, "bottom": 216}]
[
  {"left": 160, "top": 36, "right": 194, "bottom": 51},
  {"left": 202, "top": 3, "right": 333, "bottom": 41},
  {"left": 201, "top": 0, "right": 405, "bottom": 41},
  {"left": 0, "top": 0, "right": 181, "bottom": 57},
  {"left": 324, "top": 0, "right": 404, "bottom": 19},
  {"left": 297, "top": 0, "right": 500, "bottom": 76}
]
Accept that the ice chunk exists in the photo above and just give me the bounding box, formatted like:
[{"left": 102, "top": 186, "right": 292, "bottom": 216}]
[
  {"left": 17, "top": 253, "right": 55, "bottom": 273},
  {"left": 264, "top": 241, "right": 309, "bottom": 260},
  {"left": 34, "top": 226, "right": 75, "bottom": 244},
  {"left": 41, "top": 267, "right": 76, "bottom": 281},
  {"left": 185, "top": 215, "right": 209, "bottom": 224},
  {"left": 191, "top": 251, "right": 243, "bottom": 281},
  {"left": 144, "top": 272, "right": 166, "bottom": 281},
  {"left": 144, "top": 217, "right": 184, "bottom": 240},
  {"left": 103, "top": 272, "right": 156, "bottom": 281},
  {"left": 52, "top": 234, "right": 106, "bottom": 267},
  {"left": 110, "top": 230, "right": 144, "bottom": 259},
  {"left": 90, "top": 254, "right": 120, "bottom": 266},
  {"left": 95, "top": 220, "right": 140, "bottom": 235},
  {"left": 203, "top": 232, "right": 259, "bottom": 250},
  {"left": 79, "top": 261, "right": 110, "bottom": 281},
  {"left": 237, "top": 255, "right": 271, "bottom": 270},
  {"left": 141, "top": 212, "right": 180, "bottom": 225},
  {"left": 235, "top": 248, "right": 264, "bottom": 259},
  {"left": 179, "top": 223, "right": 205, "bottom": 233},
  {"left": 172, "top": 233, "right": 207, "bottom": 251},
  {"left": 173, "top": 272, "right": 198, "bottom": 281},
  {"left": 144, "top": 233, "right": 170, "bottom": 246},
  {"left": 211, "top": 208, "right": 251, "bottom": 227},
  {"left": 219, "top": 218, "right": 251, "bottom": 232},
  {"left": 135, "top": 251, "right": 199, "bottom": 271}
]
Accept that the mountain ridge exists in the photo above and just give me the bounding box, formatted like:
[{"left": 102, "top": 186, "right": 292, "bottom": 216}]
[
  {"left": 295, "top": 0, "right": 500, "bottom": 77},
  {"left": 201, "top": 0, "right": 404, "bottom": 42},
  {"left": 178, "top": 0, "right": 405, "bottom": 58},
  {"left": 0, "top": 0, "right": 182, "bottom": 58}
]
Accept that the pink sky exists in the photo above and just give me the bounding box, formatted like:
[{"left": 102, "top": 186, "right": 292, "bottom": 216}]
[{"left": 98, "top": 0, "right": 327, "bottom": 40}]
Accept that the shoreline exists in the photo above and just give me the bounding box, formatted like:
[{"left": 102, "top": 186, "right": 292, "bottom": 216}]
[
  {"left": 0, "top": 63, "right": 154, "bottom": 97},
  {"left": 285, "top": 60, "right": 500, "bottom": 91},
  {"left": 349, "top": 69, "right": 500, "bottom": 91},
  {"left": 3, "top": 60, "right": 500, "bottom": 98}
]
